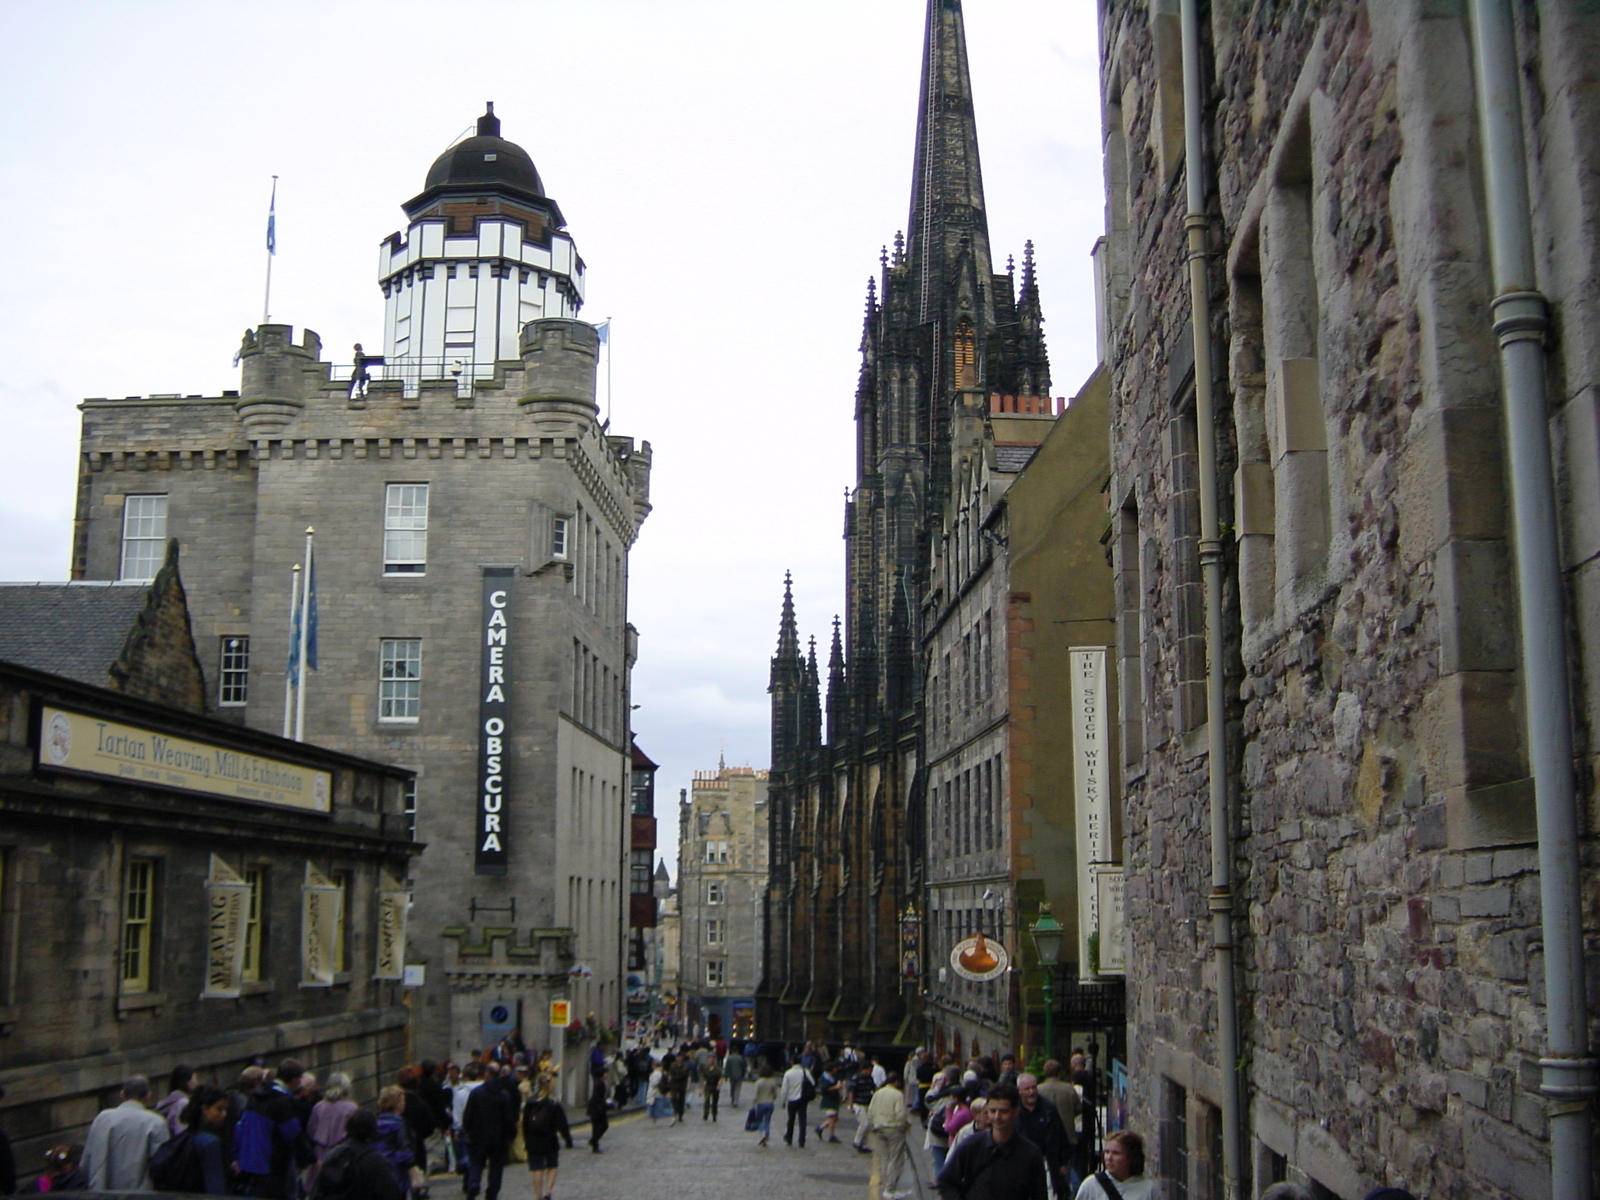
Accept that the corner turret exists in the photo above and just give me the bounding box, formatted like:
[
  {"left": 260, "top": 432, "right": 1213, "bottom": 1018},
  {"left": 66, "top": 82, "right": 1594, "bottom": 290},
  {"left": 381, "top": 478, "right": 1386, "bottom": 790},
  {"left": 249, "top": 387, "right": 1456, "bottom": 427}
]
[
  {"left": 518, "top": 318, "right": 599, "bottom": 436},
  {"left": 236, "top": 324, "right": 329, "bottom": 436}
]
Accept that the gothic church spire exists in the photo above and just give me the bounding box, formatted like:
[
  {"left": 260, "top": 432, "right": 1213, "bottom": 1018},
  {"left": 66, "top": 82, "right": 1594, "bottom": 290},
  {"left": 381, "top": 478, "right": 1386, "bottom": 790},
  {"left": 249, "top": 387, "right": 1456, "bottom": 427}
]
[{"left": 906, "top": 0, "right": 994, "bottom": 326}]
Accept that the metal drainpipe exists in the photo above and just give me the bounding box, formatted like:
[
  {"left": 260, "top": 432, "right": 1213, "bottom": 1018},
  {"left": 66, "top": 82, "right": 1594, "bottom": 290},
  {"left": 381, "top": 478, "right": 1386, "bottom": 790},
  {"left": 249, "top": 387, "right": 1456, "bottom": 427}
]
[
  {"left": 1468, "top": 4, "right": 1597, "bottom": 1196},
  {"left": 1178, "top": 2, "right": 1245, "bottom": 1197}
]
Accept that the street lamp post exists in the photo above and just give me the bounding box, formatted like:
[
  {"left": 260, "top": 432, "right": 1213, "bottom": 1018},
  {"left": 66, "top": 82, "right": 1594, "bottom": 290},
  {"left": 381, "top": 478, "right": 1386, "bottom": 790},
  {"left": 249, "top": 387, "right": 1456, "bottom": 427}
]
[{"left": 1029, "top": 904, "right": 1065, "bottom": 1064}]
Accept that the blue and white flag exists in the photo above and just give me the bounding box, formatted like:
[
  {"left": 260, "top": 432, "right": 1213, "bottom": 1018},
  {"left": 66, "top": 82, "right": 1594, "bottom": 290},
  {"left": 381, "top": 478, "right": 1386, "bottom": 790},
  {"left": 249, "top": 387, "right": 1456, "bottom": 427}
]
[
  {"left": 285, "top": 542, "right": 318, "bottom": 684},
  {"left": 266, "top": 179, "right": 277, "bottom": 255},
  {"left": 595, "top": 319, "right": 610, "bottom": 346}
]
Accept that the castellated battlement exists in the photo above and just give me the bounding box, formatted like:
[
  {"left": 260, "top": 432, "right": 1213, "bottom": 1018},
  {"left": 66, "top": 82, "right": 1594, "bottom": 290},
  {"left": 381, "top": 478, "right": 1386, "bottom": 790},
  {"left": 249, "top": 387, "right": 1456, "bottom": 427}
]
[{"left": 236, "top": 323, "right": 334, "bottom": 436}]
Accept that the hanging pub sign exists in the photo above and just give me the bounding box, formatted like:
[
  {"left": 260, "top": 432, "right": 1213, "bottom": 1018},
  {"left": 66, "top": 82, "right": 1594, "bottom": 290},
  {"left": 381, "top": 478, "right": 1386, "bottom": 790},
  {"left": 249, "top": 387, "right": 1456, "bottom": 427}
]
[
  {"left": 900, "top": 903, "right": 921, "bottom": 982},
  {"left": 476, "top": 568, "right": 515, "bottom": 875},
  {"left": 949, "top": 931, "right": 1011, "bottom": 982}
]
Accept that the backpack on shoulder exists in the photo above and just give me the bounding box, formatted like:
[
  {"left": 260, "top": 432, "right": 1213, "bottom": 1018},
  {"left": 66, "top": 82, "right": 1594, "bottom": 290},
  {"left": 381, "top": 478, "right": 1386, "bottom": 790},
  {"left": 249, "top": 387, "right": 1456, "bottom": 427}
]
[{"left": 148, "top": 1128, "right": 201, "bottom": 1192}]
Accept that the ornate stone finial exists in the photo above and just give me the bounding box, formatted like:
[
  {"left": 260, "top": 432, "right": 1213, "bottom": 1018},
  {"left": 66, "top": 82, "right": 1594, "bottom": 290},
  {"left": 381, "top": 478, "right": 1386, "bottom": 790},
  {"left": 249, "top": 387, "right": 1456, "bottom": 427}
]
[
  {"left": 1007, "top": 254, "right": 1016, "bottom": 275},
  {"left": 893, "top": 230, "right": 906, "bottom": 263},
  {"left": 880, "top": 244, "right": 890, "bottom": 268}
]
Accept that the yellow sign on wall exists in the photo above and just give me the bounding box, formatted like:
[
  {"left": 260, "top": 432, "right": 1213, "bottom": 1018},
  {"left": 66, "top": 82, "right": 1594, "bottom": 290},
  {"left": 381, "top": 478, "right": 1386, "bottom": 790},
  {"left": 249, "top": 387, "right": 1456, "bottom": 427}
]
[
  {"left": 37, "top": 706, "right": 332, "bottom": 813},
  {"left": 549, "top": 1000, "right": 571, "bottom": 1027}
]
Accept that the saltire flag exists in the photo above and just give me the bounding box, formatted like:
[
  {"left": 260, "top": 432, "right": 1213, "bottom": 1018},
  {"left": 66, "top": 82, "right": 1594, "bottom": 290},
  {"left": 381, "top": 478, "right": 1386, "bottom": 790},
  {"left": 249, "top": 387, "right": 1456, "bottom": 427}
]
[
  {"left": 267, "top": 179, "right": 277, "bottom": 255},
  {"left": 285, "top": 545, "right": 318, "bottom": 683},
  {"left": 595, "top": 320, "right": 610, "bottom": 345}
]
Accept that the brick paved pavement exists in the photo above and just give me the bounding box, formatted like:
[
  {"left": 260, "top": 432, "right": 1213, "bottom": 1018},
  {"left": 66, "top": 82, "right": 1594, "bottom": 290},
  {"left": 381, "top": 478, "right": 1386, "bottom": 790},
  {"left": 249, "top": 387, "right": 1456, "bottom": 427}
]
[{"left": 428, "top": 1089, "right": 939, "bottom": 1200}]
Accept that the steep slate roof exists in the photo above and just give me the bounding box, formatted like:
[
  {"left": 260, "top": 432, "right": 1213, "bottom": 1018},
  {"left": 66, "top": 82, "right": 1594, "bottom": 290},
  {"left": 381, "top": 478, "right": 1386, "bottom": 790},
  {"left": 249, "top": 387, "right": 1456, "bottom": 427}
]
[
  {"left": 994, "top": 443, "right": 1040, "bottom": 473},
  {"left": 0, "top": 583, "right": 151, "bottom": 688}
]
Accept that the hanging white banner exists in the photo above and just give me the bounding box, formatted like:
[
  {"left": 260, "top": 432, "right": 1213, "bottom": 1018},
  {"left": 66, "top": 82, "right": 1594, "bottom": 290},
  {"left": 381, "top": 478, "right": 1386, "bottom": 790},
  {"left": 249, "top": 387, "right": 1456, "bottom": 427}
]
[
  {"left": 203, "top": 855, "right": 251, "bottom": 999},
  {"left": 302, "top": 863, "right": 343, "bottom": 986},
  {"left": 374, "top": 874, "right": 408, "bottom": 981},
  {"left": 1070, "top": 647, "right": 1113, "bottom": 980}
]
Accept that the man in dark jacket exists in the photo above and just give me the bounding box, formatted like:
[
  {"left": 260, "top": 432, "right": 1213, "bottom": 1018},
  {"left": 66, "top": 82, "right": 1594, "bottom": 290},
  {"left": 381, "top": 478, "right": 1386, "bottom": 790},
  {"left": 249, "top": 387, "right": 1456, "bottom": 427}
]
[
  {"left": 238, "top": 1061, "right": 310, "bottom": 1199},
  {"left": 1016, "top": 1074, "right": 1071, "bottom": 1197},
  {"left": 459, "top": 1066, "right": 517, "bottom": 1200},
  {"left": 313, "top": 1111, "right": 401, "bottom": 1200},
  {"left": 936, "top": 1084, "right": 1048, "bottom": 1200}
]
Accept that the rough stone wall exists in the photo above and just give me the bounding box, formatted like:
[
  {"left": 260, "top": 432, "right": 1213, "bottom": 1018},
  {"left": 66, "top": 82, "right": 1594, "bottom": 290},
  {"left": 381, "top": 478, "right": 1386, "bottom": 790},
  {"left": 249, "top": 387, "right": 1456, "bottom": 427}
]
[{"left": 1098, "top": 3, "right": 1600, "bottom": 1198}]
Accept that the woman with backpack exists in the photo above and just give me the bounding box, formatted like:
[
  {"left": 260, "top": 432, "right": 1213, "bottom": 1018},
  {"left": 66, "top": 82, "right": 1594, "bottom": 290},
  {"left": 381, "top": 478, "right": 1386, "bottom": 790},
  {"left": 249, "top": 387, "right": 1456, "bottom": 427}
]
[
  {"left": 519, "top": 1074, "right": 572, "bottom": 1200},
  {"left": 148, "top": 1084, "right": 231, "bottom": 1194}
]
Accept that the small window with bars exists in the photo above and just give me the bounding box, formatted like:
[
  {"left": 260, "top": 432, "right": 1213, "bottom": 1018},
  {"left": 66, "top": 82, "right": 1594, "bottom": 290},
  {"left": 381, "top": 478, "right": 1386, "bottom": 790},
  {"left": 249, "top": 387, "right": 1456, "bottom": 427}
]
[
  {"left": 219, "top": 636, "right": 250, "bottom": 706},
  {"left": 384, "top": 484, "right": 429, "bottom": 574},
  {"left": 380, "top": 639, "right": 422, "bottom": 720}
]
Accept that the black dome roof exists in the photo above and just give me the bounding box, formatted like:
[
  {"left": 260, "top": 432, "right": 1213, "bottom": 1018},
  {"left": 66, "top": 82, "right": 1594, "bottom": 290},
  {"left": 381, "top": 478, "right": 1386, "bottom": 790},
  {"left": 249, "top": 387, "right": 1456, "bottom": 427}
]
[{"left": 419, "top": 104, "right": 545, "bottom": 203}]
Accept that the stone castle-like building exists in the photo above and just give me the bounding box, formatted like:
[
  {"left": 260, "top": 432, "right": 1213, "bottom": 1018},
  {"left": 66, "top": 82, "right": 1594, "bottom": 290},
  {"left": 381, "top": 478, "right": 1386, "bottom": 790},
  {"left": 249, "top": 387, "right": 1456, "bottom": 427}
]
[
  {"left": 763, "top": 0, "right": 1058, "bottom": 1046},
  {"left": 70, "top": 106, "right": 651, "bottom": 1072}
]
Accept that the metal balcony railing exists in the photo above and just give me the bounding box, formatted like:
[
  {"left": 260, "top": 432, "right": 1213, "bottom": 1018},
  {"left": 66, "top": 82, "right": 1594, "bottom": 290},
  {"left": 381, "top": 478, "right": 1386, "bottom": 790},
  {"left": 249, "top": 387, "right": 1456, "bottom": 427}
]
[{"left": 329, "top": 356, "right": 498, "bottom": 399}]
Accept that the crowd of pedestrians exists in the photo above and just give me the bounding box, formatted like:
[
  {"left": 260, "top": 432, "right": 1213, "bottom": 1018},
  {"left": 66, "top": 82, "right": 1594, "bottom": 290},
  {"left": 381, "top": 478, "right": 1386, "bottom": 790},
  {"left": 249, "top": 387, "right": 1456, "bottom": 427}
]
[{"left": 0, "top": 1038, "right": 640, "bottom": 1200}]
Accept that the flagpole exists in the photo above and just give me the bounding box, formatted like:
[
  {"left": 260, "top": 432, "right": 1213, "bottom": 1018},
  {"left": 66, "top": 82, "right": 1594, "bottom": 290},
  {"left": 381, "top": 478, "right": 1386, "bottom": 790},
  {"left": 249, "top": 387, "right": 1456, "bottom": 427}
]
[
  {"left": 605, "top": 316, "right": 613, "bottom": 424},
  {"left": 283, "top": 562, "right": 300, "bottom": 738},
  {"left": 263, "top": 175, "right": 278, "bottom": 325},
  {"left": 295, "top": 527, "right": 313, "bottom": 741}
]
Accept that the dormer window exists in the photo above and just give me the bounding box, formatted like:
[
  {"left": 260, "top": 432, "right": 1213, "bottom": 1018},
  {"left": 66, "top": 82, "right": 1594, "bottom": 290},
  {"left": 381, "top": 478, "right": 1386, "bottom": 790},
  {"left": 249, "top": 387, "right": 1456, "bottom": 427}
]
[{"left": 484, "top": 153, "right": 498, "bottom": 162}]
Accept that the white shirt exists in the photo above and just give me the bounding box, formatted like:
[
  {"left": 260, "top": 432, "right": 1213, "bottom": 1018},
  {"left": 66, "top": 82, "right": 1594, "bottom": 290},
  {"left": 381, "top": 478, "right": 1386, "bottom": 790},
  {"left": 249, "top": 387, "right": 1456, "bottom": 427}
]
[
  {"left": 451, "top": 1080, "right": 482, "bottom": 1130},
  {"left": 83, "top": 1100, "right": 169, "bottom": 1191},
  {"left": 779, "top": 1064, "right": 808, "bottom": 1105},
  {"left": 1075, "top": 1173, "right": 1160, "bottom": 1200},
  {"left": 871, "top": 1063, "right": 887, "bottom": 1087}
]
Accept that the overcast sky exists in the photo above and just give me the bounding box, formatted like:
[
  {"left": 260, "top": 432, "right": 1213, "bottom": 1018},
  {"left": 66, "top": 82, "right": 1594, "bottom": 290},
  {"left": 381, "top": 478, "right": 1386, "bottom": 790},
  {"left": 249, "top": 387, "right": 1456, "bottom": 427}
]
[{"left": 0, "top": 0, "right": 1103, "bottom": 870}]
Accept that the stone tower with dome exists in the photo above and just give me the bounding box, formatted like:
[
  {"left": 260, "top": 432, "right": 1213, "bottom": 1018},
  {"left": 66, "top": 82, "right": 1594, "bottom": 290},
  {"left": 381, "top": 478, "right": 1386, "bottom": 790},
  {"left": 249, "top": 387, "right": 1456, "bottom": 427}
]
[{"left": 69, "top": 107, "right": 651, "bottom": 1082}]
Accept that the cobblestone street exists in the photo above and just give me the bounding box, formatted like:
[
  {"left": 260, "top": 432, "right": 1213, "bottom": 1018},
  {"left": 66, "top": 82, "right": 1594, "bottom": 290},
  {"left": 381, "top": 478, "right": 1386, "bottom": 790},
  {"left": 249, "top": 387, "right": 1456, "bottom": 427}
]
[{"left": 429, "top": 1090, "right": 937, "bottom": 1200}]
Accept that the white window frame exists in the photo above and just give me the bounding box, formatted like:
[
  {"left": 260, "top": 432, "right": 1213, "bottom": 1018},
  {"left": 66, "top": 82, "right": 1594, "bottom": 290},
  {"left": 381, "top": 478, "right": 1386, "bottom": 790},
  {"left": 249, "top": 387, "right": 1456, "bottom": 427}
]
[
  {"left": 552, "top": 516, "right": 569, "bottom": 560},
  {"left": 120, "top": 494, "right": 168, "bottom": 582},
  {"left": 706, "top": 880, "right": 725, "bottom": 905},
  {"left": 705, "top": 959, "right": 725, "bottom": 987},
  {"left": 703, "top": 840, "right": 729, "bottom": 866},
  {"left": 706, "top": 918, "right": 724, "bottom": 945},
  {"left": 383, "top": 483, "right": 429, "bottom": 575},
  {"left": 379, "top": 638, "right": 422, "bottom": 721},
  {"left": 219, "top": 636, "right": 250, "bottom": 706}
]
